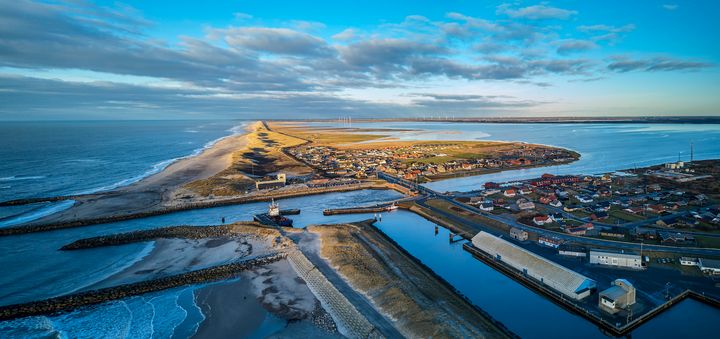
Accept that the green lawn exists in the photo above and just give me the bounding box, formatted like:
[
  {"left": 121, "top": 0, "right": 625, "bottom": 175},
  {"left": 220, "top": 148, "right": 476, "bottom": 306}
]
[{"left": 608, "top": 208, "right": 646, "bottom": 222}]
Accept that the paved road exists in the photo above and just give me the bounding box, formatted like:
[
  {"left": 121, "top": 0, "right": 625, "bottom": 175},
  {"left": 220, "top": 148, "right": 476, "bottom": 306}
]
[{"left": 379, "top": 172, "right": 720, "bottom": 256}]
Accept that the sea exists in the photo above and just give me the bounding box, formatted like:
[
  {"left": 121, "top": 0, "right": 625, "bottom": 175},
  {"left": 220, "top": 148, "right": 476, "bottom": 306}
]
[
  {"left": 0, "top": 120, "right": 247, "bottom": 226},
  {"left": 0, "top": 120, "right": 719, "bottom": 338}
]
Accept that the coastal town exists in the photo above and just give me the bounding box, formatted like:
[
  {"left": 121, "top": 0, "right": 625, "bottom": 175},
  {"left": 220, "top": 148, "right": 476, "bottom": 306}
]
[{"left": 286, "top": 141, "right": 578, "bottom": 180}]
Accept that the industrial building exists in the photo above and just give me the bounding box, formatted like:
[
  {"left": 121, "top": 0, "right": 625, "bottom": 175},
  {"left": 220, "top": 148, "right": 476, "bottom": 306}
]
[
  {"left": 559, "top": 244, "right": 586, "bottom": 257},
  {"left": 472, "top": 232, "right": 596, "bottom": 300},
  {"left": 538, "top": 236, "right": 561, "bottom": 248},
  {"left": 589, "top": 250, "right": 643, "bottom": 269},
  {"left": 599, "top": 279, "right": 637, "bottom": 314},
  {"left": 255, "top": 173, "right": 287, "bottom": 190},
  {"left": 680, "top": 257, "right": 699, "bottom": 266}
]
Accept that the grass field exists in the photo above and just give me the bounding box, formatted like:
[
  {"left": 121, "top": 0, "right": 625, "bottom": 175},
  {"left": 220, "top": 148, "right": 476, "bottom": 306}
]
[{"left": 184, "top": 122, "right": 313, "bottom": 196}]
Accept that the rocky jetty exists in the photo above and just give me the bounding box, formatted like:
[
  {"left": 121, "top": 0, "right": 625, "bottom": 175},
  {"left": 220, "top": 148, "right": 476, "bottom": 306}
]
[{"left": 61, "top": 224, "right": 240, "bottom": 250}]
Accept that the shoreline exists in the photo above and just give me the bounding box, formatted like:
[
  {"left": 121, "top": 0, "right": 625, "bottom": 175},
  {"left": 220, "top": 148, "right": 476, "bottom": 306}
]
[{"left": 0, "top": 122, "right": 257, "bottom": 227}]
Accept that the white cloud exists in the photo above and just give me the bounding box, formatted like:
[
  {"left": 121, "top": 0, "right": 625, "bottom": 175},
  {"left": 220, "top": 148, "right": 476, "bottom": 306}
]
[
  {"left": 332, "top": 28, "right": 357, "bottom": 41},
  {"left": 497, "top": 4, "right": 577, "bottom": 20}
]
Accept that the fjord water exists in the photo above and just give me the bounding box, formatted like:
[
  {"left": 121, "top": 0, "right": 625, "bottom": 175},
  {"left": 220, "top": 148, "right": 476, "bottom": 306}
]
[{"left": 1, "top": 121, "right": 719, "bottom": 337}]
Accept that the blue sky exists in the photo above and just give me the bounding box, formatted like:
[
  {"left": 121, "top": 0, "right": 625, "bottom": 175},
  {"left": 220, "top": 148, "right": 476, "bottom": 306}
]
[{"left": 0, "top": 0, "right": 718, "bottom": 119}]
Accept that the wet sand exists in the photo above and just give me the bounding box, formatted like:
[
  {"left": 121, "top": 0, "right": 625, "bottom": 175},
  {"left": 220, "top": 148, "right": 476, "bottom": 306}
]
[{"left": 193, "top": 277, "right": 271, "bottom": 338}]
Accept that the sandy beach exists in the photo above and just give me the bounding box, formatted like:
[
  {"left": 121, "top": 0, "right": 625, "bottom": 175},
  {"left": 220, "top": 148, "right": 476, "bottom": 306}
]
[
  {"left": 193, "top": 260, "right": 340, "bottom": 338},
  {"left": 88, "top": 236, "right": 270, "bottom": 289}
]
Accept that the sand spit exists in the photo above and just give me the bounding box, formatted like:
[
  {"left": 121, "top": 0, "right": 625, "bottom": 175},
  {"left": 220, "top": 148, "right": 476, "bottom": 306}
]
[{"left": 308, "top": 221, "right": 515, "bottom": 338}]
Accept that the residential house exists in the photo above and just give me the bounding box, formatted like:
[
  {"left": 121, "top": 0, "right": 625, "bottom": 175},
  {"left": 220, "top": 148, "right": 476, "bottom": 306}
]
[
  {"left": 533, "top": 215, "right": 552, "bottom": 226},
  {"left": 479, "top": 201, "right": 494, "bottom": 212},
  {"left": 517, "top": 199, "right": 536, "bottom": 210}
]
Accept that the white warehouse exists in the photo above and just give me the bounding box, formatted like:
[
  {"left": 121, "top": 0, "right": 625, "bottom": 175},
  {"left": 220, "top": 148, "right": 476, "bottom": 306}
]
[
  {"left": 589, "top": 250, "right": 643, "bottom": 269},
  {"left": 472, "top": 232, "right": 596, "bottom": 300}
]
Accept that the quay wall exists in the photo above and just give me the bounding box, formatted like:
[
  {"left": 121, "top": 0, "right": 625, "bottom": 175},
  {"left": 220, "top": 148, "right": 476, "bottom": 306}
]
[{"left": 323, "top": 207, "right": 390, "bottom": 216}]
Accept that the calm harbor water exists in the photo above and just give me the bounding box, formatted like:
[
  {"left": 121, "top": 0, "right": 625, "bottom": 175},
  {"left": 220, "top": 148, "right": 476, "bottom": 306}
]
[{"left": 1, "top": 121, "right": 719, "bottom": 337}]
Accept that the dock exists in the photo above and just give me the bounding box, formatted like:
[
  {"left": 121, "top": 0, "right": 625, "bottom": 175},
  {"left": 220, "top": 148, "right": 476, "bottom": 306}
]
[{"left": 323, "top": 203, "right": 399, "bottom": 216}]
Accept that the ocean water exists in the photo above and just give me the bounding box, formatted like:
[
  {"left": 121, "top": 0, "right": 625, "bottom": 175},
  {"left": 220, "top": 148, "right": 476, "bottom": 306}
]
[{"left": 0, "top": 120, "right": 247, "bottom": 225}]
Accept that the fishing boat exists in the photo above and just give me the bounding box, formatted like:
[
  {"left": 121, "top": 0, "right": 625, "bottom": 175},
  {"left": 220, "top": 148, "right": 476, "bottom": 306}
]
[{"left": 267, "top": 199, "right": 293, "bottom": 226}]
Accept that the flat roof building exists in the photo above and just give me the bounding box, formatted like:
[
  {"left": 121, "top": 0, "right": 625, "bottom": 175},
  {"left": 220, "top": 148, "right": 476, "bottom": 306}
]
[
  {"left": 559, "top": 244, "right": 586, "bottom": 257},
  {"left": 472, "top": 232, "right": 596, "bottom": 300},
  {"left": 599, "top": 279, "right": 636, "bottom": 314},
  {"left": 680, "top": 257, "right": 699, "bottom": 266},
  {"left": 589, "top": 250, "right": 643, "bottom": 269},
  {"left": 255, "top": 173, "right": 287, "bottom": 190}
]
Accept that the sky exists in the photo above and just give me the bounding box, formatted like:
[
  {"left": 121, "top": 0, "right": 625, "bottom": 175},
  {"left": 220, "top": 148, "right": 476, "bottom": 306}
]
[{"left": 0, "top": 0, "right": 718, "bottom": 120}]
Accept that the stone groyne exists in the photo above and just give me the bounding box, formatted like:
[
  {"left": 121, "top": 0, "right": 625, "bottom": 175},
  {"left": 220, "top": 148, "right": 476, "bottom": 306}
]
[
  {"left": 286, "top": 249, "right": 379, "bottom": 339},
  {"left": 0, "top": 253, "right": 286, "bottom": 321},
  {"left": 59, "top": 224, "right": 249, "bottom": 250}
]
